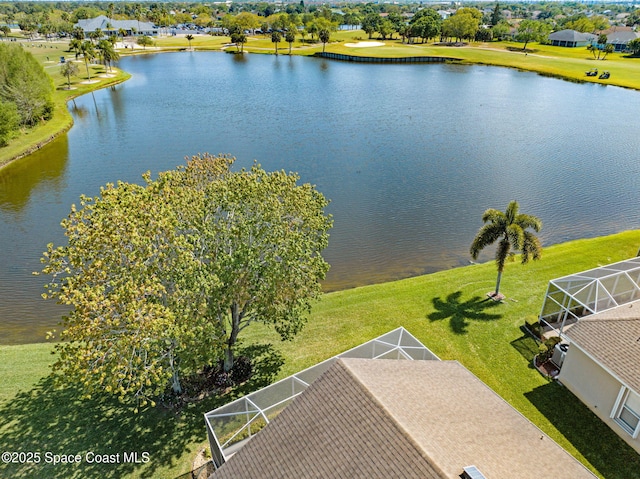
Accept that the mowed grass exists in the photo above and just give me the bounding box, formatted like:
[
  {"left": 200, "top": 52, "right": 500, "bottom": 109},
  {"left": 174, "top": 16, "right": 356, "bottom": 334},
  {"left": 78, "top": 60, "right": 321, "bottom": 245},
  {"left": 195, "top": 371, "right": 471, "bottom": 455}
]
[
  {"left": 2, "top": 231, "right": 640, "bottom": 478},
  {"left": 0, "top": 40, "right": 130, "bottom": 168}
]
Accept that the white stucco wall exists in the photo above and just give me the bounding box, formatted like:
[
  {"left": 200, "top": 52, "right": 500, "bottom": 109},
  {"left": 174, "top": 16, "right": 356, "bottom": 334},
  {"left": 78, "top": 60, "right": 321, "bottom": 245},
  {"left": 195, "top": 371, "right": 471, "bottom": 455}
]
[{"left": 559, "top": 345, "right": 640, "bottom": 454}]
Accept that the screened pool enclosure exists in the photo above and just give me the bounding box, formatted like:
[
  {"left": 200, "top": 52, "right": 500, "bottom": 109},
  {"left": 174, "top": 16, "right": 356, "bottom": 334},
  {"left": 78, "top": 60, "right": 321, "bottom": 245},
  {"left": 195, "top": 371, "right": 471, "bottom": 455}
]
[
  {"left": 539, "top": 257, "right": 640, "bottom": 334},
  {"left": 204, "top": 327, "right": 438, "bottom": 469}
]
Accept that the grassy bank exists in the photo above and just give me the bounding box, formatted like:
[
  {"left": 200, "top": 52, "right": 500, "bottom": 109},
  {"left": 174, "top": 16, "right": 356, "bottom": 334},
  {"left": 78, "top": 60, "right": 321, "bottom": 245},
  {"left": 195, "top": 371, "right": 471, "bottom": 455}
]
[
  {"left": 3, "top": 32, "right": 640, "bottom": 168},
  {"left": 2, "top": 230, "right": 640, "bottom": 478},
  {"left": 0, "top": 41, "right": 130, "bottom": 169}
]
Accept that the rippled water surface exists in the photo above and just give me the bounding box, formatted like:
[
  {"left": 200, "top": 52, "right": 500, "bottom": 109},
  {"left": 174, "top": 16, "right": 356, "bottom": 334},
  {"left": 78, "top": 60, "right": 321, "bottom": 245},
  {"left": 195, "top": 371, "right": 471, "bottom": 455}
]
[{"left": 1, "top": 52, "right": 640, "bottom": 343}]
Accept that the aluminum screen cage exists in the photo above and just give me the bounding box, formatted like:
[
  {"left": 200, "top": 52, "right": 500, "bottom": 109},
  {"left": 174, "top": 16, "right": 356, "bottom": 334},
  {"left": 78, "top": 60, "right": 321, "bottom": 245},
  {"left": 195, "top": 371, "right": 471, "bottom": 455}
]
[
  {"left": 539, "top": 257, "right": 640, "bottom": 333},
  {"left": 204, "top": 327, "right": 438, "bottom": 469}
]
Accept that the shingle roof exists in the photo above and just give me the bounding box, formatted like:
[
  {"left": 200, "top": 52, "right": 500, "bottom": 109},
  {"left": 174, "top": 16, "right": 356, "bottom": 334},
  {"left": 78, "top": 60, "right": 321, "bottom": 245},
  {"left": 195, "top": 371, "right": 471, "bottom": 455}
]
[
  {"left": 76, "top": 15, "right": 156, "bottom": 33},
  {"left": 607, "top": 31, "right": 640, "bottom": 44},
  {"left": 565, "top": 302, "right": 640, "bottom": 393},
  {"left": 212, "top": 359, "right": 597, "bottom": 479},
  {"left": 549, "top": 29, "right": 596, "bottom": 42}
]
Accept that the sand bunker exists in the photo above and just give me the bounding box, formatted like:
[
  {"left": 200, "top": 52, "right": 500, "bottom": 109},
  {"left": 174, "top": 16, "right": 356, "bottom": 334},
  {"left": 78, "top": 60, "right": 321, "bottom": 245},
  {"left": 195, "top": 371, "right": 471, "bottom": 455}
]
[{"left": 344, "top": 41, "right": 385, "bottom": 48}]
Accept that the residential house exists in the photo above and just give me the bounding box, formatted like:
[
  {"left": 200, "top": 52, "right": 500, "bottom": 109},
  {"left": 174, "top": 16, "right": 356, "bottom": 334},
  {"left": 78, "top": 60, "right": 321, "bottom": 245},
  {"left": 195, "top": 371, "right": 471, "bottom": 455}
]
[
  {"left": 211, "top": 358, "right": 598, "bottom": 478},
  {"left": 75, "top": 15, "right": 158, "bottom": 37},
  {"left": 558, "top": 303, "right": 640, "bottom": 454},
  {"left": 549, "top": 29, "right": 596, "bottom": 47},
  {"left": 605, "top": 30, "right": 640, "bottom": 52}
]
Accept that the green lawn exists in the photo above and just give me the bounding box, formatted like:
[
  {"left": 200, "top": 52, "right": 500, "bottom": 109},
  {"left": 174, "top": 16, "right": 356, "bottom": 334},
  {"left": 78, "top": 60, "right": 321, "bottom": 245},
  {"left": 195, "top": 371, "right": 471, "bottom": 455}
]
[{"left": 2, "top": 231, "right": 640, "bottom": 478}]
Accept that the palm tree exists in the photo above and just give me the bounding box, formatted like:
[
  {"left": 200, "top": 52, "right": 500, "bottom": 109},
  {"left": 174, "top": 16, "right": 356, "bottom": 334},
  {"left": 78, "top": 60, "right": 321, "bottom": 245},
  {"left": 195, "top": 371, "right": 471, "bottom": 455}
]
[
  {"left": 319, "top": 28, "right": 330, "bottom": 53},
  {"left": 470, "top": 200, "right": 542, "bottom": 299},
  {"left": 602, "top": 43, "right": 615, "bottom": 60},
  {"left": 271, "top": 31, "right": 281, "bottom": 55},
  {"left": 97, "top": 39, "right": 119, "bottom": 73},
  {"left": 185, "top": 34, "right": 194, "bottom": 50},
  {"left": 118, "top": 28, "right": 128, "bottom": 47},
  {"left": 69, "top": 38, "right": 83, "bottom": 59},
  {"left": 285, "top": 30, "right": 296, "bottom": 54},
  {"left": 79, "top": 40, "right": 96, "bottom": 81},
  {"left": 89, "top": 28, "right": 102, "bottom": 44}
]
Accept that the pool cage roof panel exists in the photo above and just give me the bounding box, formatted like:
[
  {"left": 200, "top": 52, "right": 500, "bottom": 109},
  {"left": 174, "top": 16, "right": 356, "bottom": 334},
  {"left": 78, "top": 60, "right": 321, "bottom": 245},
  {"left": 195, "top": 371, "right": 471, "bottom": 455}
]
[
  {"left": 540, "top": 257, "right": 640, "bottom": 332},
  {"left": 204, "top": 327, "right": 438, "bottom": 469}
]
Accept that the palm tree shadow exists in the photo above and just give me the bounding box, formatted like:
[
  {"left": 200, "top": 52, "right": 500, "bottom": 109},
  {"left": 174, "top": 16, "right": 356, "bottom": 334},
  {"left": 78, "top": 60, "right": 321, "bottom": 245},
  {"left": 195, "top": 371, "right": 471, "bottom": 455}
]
[{"left": 428, "top": 291, "right": 503, "bottom": 334}]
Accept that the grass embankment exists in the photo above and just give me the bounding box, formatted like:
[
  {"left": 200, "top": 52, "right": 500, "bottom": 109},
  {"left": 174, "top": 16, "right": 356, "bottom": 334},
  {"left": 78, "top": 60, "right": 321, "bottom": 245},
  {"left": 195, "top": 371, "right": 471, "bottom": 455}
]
[
  {"left": 154, "top": 30, "right": 640, "bottom": 89},
  {"left": 3, "top": 31, "right": 640, "bottom": 168},
  {"left": 2, "top": 231, "right": 640, "bottom": 479},
  {"left": 0, "top": 41, "right": 130, "bottom": 169}
]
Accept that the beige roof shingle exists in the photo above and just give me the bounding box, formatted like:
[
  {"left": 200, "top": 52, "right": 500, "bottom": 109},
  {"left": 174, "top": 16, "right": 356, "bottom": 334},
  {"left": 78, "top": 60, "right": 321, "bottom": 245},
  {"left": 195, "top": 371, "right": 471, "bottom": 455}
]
[
  {"left": 213, "top": 359, "right": 597, "bottom": 479},
  {"left": 565, "top": 301, "right": 640, "bottom": 393}
]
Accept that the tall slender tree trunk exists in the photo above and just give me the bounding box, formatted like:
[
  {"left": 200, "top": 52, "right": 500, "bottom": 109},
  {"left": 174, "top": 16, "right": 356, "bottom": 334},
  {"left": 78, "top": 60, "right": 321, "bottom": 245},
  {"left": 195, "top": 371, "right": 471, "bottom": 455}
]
[{"left": 494, "top": 269, "right": 503, "bottom": 296}]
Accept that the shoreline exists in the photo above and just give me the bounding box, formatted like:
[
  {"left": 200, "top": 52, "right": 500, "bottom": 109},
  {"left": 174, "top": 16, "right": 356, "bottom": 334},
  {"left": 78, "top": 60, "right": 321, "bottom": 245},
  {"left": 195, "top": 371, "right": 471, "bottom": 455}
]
[
  {"left": 5, "top": 38, "right": 640, "bottom": 171},
  {"left": 3, "top": 36, "right": 639, "bottom": 170},
  {"left": 2, "top": 228, "right": 639, "bottom": 347}
]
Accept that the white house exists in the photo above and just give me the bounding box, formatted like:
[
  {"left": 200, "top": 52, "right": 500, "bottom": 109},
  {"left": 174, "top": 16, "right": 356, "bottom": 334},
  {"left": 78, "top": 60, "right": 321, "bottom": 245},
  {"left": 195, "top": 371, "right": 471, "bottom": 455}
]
[{"left": 558, "top": 303, "right": 640, "bottom": 453}]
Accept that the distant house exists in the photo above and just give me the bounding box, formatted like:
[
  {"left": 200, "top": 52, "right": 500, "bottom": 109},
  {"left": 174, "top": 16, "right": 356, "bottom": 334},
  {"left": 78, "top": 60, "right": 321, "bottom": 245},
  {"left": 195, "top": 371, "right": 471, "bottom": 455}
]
[
  {"left": 75, "top": 15, "right": 158, "bottom": 37},
  {"left": 210, "top": 358, "right": 597, "bottom": 478},
  {"left": 558, "top": 303, "right": 640, "bottom": 454},
  {"left": 605, "top": 30, "right": 640, "bottom": 52},
  {"left": 549, "top": 29, "right": 596, "bottom": 47}
]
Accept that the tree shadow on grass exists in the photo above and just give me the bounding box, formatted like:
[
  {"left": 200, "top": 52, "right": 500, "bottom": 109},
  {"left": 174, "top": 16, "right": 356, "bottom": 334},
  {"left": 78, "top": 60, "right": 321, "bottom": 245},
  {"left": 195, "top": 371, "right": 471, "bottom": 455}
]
[
  {"left": 525, "top": 382, "right": 640, "bottom": 479},
  {"left": 0, "top": 344, "right": 283, "bottom": 479},
  {"left": 427, "top": 291, "right": 503, "bottom": 334}
]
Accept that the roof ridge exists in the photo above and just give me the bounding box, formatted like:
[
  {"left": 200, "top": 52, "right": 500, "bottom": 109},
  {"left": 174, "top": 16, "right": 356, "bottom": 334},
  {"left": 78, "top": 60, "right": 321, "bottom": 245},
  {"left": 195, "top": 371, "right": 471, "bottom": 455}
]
[{"left": 335, "top": 358, "right": 449, "bottom": 478}]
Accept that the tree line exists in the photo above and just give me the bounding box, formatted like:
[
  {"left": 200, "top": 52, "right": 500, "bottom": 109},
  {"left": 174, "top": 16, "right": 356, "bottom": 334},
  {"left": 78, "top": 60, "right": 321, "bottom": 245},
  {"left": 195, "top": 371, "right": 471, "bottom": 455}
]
[
  {"left": 4, "top": 1, "right": 640, "bottom": 43},
  {"left": 0, "top": 43, "right": 53, "bottom": 146}
]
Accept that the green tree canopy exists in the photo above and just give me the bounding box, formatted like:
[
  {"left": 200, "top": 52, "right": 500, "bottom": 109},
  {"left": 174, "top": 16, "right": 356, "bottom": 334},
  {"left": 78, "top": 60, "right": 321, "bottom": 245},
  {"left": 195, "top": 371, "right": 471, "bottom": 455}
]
[
  {"left": 442, "top": 11, "right": 480, "bottom": 42},
  {"left": 361, "top": 12, "right": 380, "bottom": 39},
  {"left": 515, "top": 19, "right": 551, "bottom": 50},
  {"left": 0, "top": 43, "right": 54, "bottom": 129},
  {"left": 0, "top": 100, "right": 19, "bottom": 146},
  {"left": 41, "top": 154, "right": 332, "bottom": 407},
  {"left": 470, "top": 200, "right": 542, "bottom": 298}
]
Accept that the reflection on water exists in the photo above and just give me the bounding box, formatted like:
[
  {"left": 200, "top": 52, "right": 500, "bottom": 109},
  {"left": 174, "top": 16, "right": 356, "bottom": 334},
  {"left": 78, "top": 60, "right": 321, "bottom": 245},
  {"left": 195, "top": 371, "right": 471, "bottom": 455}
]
[
  {"left": 0, "top": 136, "right": 68, "bottom": 214},
  {"left": 1, "top": 53, "right": 640, "bottom": 344}
]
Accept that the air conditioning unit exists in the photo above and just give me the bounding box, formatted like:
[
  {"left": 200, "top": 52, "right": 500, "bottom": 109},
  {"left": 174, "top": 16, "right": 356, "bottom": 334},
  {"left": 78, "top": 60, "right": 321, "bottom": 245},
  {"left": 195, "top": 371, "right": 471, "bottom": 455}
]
[{"left": 551, "top": 343, "right": 569, "bottom": 368}]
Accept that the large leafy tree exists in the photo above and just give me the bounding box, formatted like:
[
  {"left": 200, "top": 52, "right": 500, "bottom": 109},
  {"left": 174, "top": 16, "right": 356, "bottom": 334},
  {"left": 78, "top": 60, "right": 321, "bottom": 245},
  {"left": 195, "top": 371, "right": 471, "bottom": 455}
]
[
  {"left": 470, "top": 201, "right": 542, "bottom": 298},
  {"left": 186, "top": 160, "right": 332, "bottom": 371},
  {"left": 41, "top": 154, "right": 332, "bottom": 407},
  {"left": 41, "top": 165, "right": 225, "bottom": 408},
  {"left": 442, "top": 10, "right": 480, "bottom": 42},
  {"left": 516, "top": 19, "right": 551, "bottom": 51},
  {"left": 361, "top": 12, "right": 380, "bottom": 39}
]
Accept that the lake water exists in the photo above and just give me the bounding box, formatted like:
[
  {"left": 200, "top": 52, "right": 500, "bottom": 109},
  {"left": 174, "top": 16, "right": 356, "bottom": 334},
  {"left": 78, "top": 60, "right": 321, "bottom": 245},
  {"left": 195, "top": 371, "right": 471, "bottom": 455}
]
[{"left": 1, "top": 51, "right": 640, "bottom": 344}]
